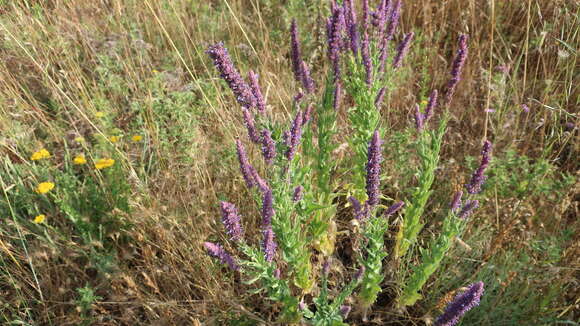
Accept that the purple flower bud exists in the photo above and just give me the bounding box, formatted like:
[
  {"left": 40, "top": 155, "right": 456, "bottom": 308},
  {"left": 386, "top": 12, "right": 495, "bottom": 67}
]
[
  {"left": 375, "top": 87, "right": 386, "bottom": 108},
  {"left": 260, "top": 129, "right": 276, "bottom": 165},
  {"left": 207, "top": 42, "right": 256, "bottom": 108},
  {"left": 261, "top": 189, "right": 275, "bottom": 226},
  {"left": 446, "top": 34, "right": 469, "bottom": 104},
  {"left": 285, "top": 110, "right": 304, "bottom": 160},
  {"left": 290, "top": 19, "right": 303, "bottom": 83},
  {"left": 300, "top": 61, "right": 315, "bottom": 93},
  {"left": 355, "top": 265, "right": 366, "bottom": 281},
  {"left": 435, "top": 281, "right": 484, "bottom": 326},
  {"left": 250, "top": 166, "right": 270, "bottom": 194},
  {"left": 414, "top": 103, "right": 425, "bottom": 130},
  {"left": 302, "top": 104, "right": 314, "bottom": 125},
  {"left": 450, "top": 191, "right": 463, "bottom": 213},
  {"left": 466, "top": 140, "right": 492, "bottom": 194},
  {"left": 235, "top": 140, "right": 255, "bottom": 188},
  {"left": 294, "top": 90, "right": 304, "bottom": 104},
  {"left": 393, "top": 31, "right": 414, "bottom": 68},
  {"left": 361, "top": 31, "right": 372, "bottom": 85},
  {"left": 458, "top": 200, "right": 479, "bottom": 219},
  {"left": 262, "top": 227, "right": 277, "bottom": 262},
  {"left": 242, "top": 108, "right": 260, "bottom": 143},
  {"left": 521, "top": 104, "right": 530, "bottom": 113},
  {"left": 293, "top": 185, "right": 304, "bottom": 202},
  {"left": 339, "top": 305, "right": 352, "bottom": 318},
  {"left": 298, "top": 300, "right": 307, "bottom": 310},
  {"left": 322, "top": 260, "right": 331, "bottom": 275},
  {"left": 248, "top": 70, "right": 266, "bottom": 114},
  {"left": 203, "top": 242, "right": 239, "bottom": 271},
  {"left": 384, "top": 201, "right": 405, "bottom": 216},
  {"left": 220, "top": 201, "right": 244, "bottom": 241},
  {"left": 274, "top": 268, "right": 281, "bottom": 278},
  {"left": 349, "top": 196, "right": 363, "bottom": 220},
  {"left": 424, "top": 89, "right": 438, "bottom": 122},
  {"left": 366, "top": 130, "right": 383, "bottom": 206},
  {"left": 333, "top": 82, "right": 342, "bottom": 111}
]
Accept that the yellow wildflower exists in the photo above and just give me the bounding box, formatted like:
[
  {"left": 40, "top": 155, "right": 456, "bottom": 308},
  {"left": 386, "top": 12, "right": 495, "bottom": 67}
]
[
  {"left": 74, "top": 136, "right": 85, "bottom": 143},
  {"left": 109, "top": 136, "right": 120, "bottom": 143},
  {"left": 73, "top": 155, "right": 87, "bottom": 165},
  {"left": 421, "top": 100, "right": 428, "bottom": 106},
  {"left": 30, "top": 148, "right": 51, "bottom": 161},
  {"left": 33, "top": 214, "right": 46, "bottom": 224},
  {"left": 94, "top": 158, "right": 115, "bottom": 170},
  {"left": 131, "top": 135, "right": 142, "bottom": 142},
  {"left": 36, "top": 182, "right": 55, "bottom": 194},
  {"left": 95, "top": 111, "right": 105, "bottom": 118}
]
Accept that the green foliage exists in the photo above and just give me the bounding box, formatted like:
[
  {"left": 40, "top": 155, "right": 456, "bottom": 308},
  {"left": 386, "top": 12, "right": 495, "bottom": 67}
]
[
  {"left": 75, "top": 285, "right": 102, "bottom": 326},
  {"left": 358, "top": 213, "right": 390, "bottom": 309}
]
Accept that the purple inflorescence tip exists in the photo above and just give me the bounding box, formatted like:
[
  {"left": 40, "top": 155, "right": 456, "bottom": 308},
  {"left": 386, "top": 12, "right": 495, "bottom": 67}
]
[
  {"left": 362, "top": 31, "right": 372, "bottom": 85},
  {"left": 290, "top": 19, "right": 303, "bottom": 83},
  {"left": 333, "top": 82, "right": 342, "bottom": 111},
  {"left": 435, "top": 281, "right": 484, "bottom": 326},
  {"left": 300, "top": 61, "right": 315, "bottom": 93},
  {"left": 298, "top": 300, "right": 307, "bottom": 310},
  {"left": 302, "top": 103, "right": 314, "bottom": 126},
  {"left": 220, "top": 201, "right": 244, "bottom": 242},
  {"left": 424, "top": 89, "right": 439, "bottom": 122},
  {"left": 248, "top": 71, "right": 266, "bottom": 114},
  {"left": 250, "top": 166, "right": 270, "bottom": 194},
  {"left": 260, "top": 129, "right": 276, "bottom": 165},
  {"left": 355, "top": 265, "right": 366, "bottom": 281},
  {"left": 322, "top": 260, "right": 331, "bottom": 275},
  {"left": 349, "top": 196, "right": 363, "bottom": 220},
  {"left": 375, "top": 87, "right": 386, "bottom": 108},
  {"left": 458, "top": 199, "right": 479, "bottom": 219},
  {"left": 293, "top": 185, "right": 304, "bottom": 202},
  {"left": 366, "top": 130, "right": 383, "bottom": 207},
  {"left": 242, "top": 108, "right": 260, "bottom": 143},
  {"left": 385, "top": 0, "right": 401, "bottom": 41},
  {"left": 414, "top": 103, "right": 425, "bottom": 130},
  {"left": 235, "top": 140, "right": 256, "bottom": 189},
  {"left": 466, "top": 140, "right": 492, "bottom": 194},
  {"left": 450, "top": 190, "right": 463, "bottom": 213},
  {"left": 446, "top": 34, "right": 469, "bottom": 104},
  {"left": 262, "top": 227, "right": 277, "bottom": 262},
  {"left": 204, "top": 242, "right": 239, "bottom": 271},
  {"left": 345, "top": 0, "right": 359, "bottom": 57},
  {"left": 339, "top": 305, "right": 352, "bottom": 318},
  {"left": 521, "top": 104, "right": 530, "bottom": 113},
  {"left": 274, "top": 268, "right": 281, "bottom": 278},
  {"left": 285, "top": 109, "right": 304, "bottom": 161},
  {"left": 328, "top": 6, "right": 345, "bottom": 81},
  {"left": 261, "top": 188, "right": 275, "bottom": 226},
  {"left": 207, "top": 42, "right": 256, "bottom": 108},
  {"left": 384, "top": 201, "right": 405, "bottom": 217},
  {"left": 362, "top": 0, "right": 370, "bottom": 32},
  {"left": 393, "top": 31, "right": 414, "bottom": 68}
]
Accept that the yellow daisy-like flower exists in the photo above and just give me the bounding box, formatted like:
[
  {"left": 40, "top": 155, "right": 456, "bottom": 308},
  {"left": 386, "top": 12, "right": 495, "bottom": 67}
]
[
  {"left": 94, "top": 158, "right": 115, "bottom": 170},
  {"left": 33, "top": 214, "right": 46, "bottom": 224},
  {"left": 95, "top": 111, "right": 105, "bottom": 118},
  {"left": 131, "top": 135, "right": 142, "bottom": 142},
  {"left": 36, "top": 182, "right": 55, "bottom": 194},
  {"left": 30, "top": 148, "right": 51, "bottom": 161},
  {"left": 421, "top": 100, "right": 428, "bottom": 106},
  {"left": 73, "top": 155, "right": 87, "bottom": 165},
  {"left": 109, "top": 136, "right": 120, "bottom": 143}
]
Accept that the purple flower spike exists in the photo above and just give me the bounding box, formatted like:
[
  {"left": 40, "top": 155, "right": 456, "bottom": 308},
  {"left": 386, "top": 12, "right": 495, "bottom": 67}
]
[
  {"left": 446, "top": 34, "right": 469, "bottom": 104},
  {"left": 458, "top": 200, "right": 479, "bottom": 219},
  {"left": 466, "top": 140, "right": 492, "bottom": 194},
  {"left": 204, "top": 242, "right": 239, "bottom": 271},
  {"left": 521, "top": 104, "right": 530, "bottom": 113},
  {"left": 293, "top": 185, "right": 304, "bottom": 202},
  {"left": 333, "top": 82, "right": 342, "bottom": 111},
  {"left": 384, "top": 201, "right": 405, "bottom": 217},
  {"left": 302, "top": 103, "right": 314, "bottom": 126},
  {"left": 261, "top": 189, "right": 275, "bottom": 226},
  {"left": 207, "top": 42, "right": 256, "bottom": 108},
  {"left": 285, "top": 110, "right": 304, "bottom": 161},
  {"left": 349, "top": 196, "right": 363, "bottom": 220},
  {"left": 340, "top": 305, "right": 352, "bottom": 318},
  {"left": 250, "top": 166, "right": 270, "bottom": 194},
  {"left": 262, "top": 227, "right": 277, "bottom": 262},
  {"left": 248, "top": 71, "right": 266, "bottom": 114},
  {"left": 235, "top": 140, "right": 255, "bottom": 189},
  {"left": 242, "top": 108, "right": 260, "bottom": 143},
  {"left": 414, "top": 103, "right": 425, "bottom": 130},
  {"left": 328, "top": 6, "right": 345, "bottom": 81},
  {"left": 300, "top": 61, "right": 315, "bottom": 93},
  {"left": 260, "top": 129, "right": 276, "bottom": 165},
  {"left": 362, "top": 0, "right": 370, "bottom": 32},
  {"left": 345, "top": 0, "right": 359, "bottom": 56},
  {"left": 450, "top": 191, "right": 463, "bottom": 213},
  {"left": 393, "top": 31, "right": 414, "bottom": 68},
  {"left": 322, "top": 260, "right": 331, "bottom": 275},
  {"left": 220, "top": 201, "right": 244, "bottom": 242},
  {"left": 385, "top": 0, "right": 401, "bottom": 42},
  {"left": 375, "top": 87, "right": 386, "bottom": 108},
  {"left": 290, "top": 19, "right": 303, "bottom": 83},
  {"left": 435, "top": 281, "right": 484, "bottom": 326},
  {"left": 366, "top": 130, "right": 383, "bottom": 207},
  {"left": 424, "top": 89, "right": 438, "bottom": 122},
  {"left": 361, "top": 31, "right": 372, "bottom": 85}
]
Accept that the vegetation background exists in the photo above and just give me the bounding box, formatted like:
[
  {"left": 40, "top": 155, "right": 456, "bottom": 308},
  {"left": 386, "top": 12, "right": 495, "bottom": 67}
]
[{"left": 0, "top": 0, "right": 577, "bottom": 325}]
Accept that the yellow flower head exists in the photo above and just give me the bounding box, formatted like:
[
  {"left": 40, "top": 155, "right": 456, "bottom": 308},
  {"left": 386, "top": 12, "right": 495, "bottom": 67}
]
[
  {"left": 36, "top": 182, "right": 55, "bottom": 194},
  {"left": 95, "top": 111, "right": 105, "bottom": 118},
  {"left": 33, "top": 214, "right": 46, "bottom": 224},
  {"left": 74, "top": 136, "right": 85, "bottom": 143},
  {"left": 109, "top": 136, "right": 120, "bottom": 143},
  {"left": 30, "top": 148, "right": 51, "bottom": 161},
  {"left": 421, "top": 100, "right": 428, "bottom": 106},
  {"left": 95, "top": 158, "right": 115, "bottom": 170},
  {"left": 131, "top": 135, "right": 142, "bottom": 142},
  {"left": 73, "top": 155, "right": 87, "bottom": 165}
]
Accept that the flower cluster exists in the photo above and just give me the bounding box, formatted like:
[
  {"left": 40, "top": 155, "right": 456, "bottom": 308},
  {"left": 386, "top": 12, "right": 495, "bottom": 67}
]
[{"left": 435, "top": 282, "right": 484, "bottom": 326}]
